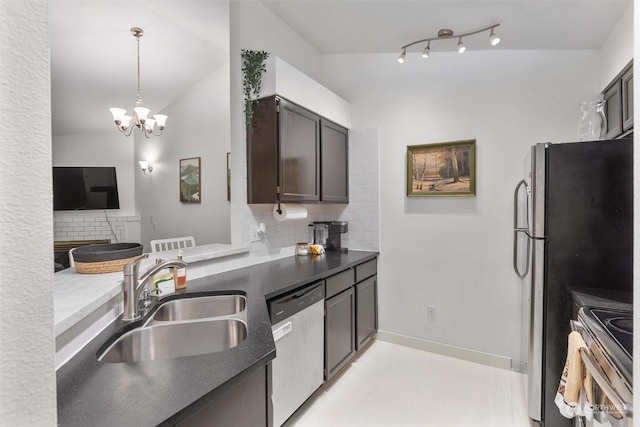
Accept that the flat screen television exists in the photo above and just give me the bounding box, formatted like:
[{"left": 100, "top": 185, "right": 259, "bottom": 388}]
[{"left": 53, "top": 166, "right": 120, "bottom": 211}]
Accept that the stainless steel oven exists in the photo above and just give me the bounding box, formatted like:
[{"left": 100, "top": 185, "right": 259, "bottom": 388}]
[{"left": 572, "top": 307, "right": 633, "bottom": 427}]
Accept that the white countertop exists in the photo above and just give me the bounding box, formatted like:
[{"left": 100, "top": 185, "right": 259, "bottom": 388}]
[{"left": 54, "top": 243, "right": 249, "bottom": 337}]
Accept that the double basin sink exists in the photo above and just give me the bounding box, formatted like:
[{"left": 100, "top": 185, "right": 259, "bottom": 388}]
[{"left": 98, "top": 293, "right": 247, "bottom": 364}]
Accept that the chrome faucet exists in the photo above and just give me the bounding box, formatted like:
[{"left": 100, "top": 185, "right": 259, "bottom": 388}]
[{"left": 122, "top": 254, "right": 188, "bottom": 321}]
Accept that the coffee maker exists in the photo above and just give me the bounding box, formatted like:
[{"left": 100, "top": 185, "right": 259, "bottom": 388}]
[{"left": 309, "top": 221, "right": 348, "bottom": 252}]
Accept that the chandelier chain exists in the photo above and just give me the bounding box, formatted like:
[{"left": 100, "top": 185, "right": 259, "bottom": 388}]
[{"left": 136, "top": 33, "right": 142, "bottom": 104}]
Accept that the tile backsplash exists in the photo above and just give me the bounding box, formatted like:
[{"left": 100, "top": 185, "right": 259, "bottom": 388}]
[{"left": 53, "top": 213, "right": 140, "bottom": 243}]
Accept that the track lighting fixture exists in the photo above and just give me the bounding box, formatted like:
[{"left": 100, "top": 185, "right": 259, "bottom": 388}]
[
  {"left": 457, "top": 38, "right": 466, "bottom": 54},
  {"left": 489, "top": 28, "right": 501, "bottom": 46},
  {"left": 398, "top": 48, "right": 406, "bottom": 63},
  {"left": 398, "top": 23, "right": 500, "bottom": 62},
  {"left": 421, "top": 41, "right": 431, "bottom": 58}
]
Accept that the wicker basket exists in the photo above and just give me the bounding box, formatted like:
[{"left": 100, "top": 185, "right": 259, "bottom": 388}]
[{"left": 73, "top": 243, "right": 143, "bottom": 274}]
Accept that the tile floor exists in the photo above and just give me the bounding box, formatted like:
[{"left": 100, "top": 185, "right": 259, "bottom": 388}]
[{"left": 288, "top": 340, "right": 539, "bottom": 427}]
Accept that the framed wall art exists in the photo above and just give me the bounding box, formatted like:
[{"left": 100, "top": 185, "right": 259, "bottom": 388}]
[
  {"left": 180, "top": 157, "right": 201, "bottom": 203},
  {"left": 407, "top": 139, "right": 476, "bottom": 197}
]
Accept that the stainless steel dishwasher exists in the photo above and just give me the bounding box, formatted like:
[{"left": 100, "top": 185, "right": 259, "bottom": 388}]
[{"left": 270, "top": 282, "right": 325, "bottom": 427}]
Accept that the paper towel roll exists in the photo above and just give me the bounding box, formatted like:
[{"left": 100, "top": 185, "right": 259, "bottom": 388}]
[{"left": 273, "top": 204, "right": 308, "bottom": 222}]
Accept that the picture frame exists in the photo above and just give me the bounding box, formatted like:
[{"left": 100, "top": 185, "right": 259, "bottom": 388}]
[
  {"left": 180, "top": 157, "right": 201, "bottom": 203},
  {"left": 407, "top": 139, "right": 476, "bottom": 197}
]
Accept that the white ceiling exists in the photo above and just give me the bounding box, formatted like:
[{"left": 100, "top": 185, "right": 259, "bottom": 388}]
[
  {"left": 49, "top": 0, "right": 229, "bottom": 136},
  {"left": 49, "top": 0, "right": 631, "bottom": 137},
  {"left": 261, "top": 0, "right": 632, "bottom": 54}
]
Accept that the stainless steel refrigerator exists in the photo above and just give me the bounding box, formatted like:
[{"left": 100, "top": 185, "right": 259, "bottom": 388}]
[{"left": 513, "top": 139, "right": 633, "bottom": 427}]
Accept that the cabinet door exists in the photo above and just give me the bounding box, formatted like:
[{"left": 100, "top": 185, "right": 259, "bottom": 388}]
[
  {"left": 621, "top": 66, "right": 633, "bottom": 132},
  {"left": 325, "top": 287, "right": 355, "bottom": 380},
  {"left": 247, "top": 96, "right": 279, "bottom": 204},
  {"left": 320, "top": 119, "right": 349, "bottom": 203},
  {"left": 178, "top": 365, "right": 268, "bottom": 427},
  {"left": 356, "top": 276, "right": 377, "bottom": 350},
  {"left": 604, "top": 80, "right": 622, "bottom": 139},
  {"left": 279, "top": 99, "right": 321, "bottom": 202}
]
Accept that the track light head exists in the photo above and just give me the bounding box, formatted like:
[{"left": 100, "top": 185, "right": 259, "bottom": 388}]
[
  {"left": 398, "top": 48, "right": 406, "bottom": 63},
  {"left": 457, "top": 38, "right": 466, "bottom": 54},
  {"left": 489, "top": 28, "right": 501, "bottom": 46},
  {"left": 421, "top": 42, "right": 431, "bottom": 58}
]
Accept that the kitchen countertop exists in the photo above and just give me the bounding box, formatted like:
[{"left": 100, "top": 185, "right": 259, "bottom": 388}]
[
  {"left": 56, "top": 250, "right": 378, "bottom": 426},
  {"left": 54, "top": 243, "right": 249, "bottom": 337}
]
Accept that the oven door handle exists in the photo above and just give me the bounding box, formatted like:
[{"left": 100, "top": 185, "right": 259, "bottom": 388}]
[{"left": 580, "top": 349, "right": 633, "bottom": 419}]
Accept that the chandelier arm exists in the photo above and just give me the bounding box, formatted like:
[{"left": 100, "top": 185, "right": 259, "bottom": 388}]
[
  {"left": 400, "top": 23, "right": 500, "bottom": 50},
  {"left": 121, "top": 125, "right": 135, "bottom": 137}
]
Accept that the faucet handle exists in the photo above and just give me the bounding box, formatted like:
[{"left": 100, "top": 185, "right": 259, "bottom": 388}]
[
  {"left": 124, "top": 253, "right": 149, "bottom": 276},
  {"left": 140, "top": 287, "right": 162, "bottom": 308}
]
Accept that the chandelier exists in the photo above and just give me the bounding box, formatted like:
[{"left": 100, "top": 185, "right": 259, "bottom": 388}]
[
  {"left": 398, "top": 23, "right": 501, "bottom": 63},
  {"left": 109, "top": 27, "right": 167, "bottom": 138}
]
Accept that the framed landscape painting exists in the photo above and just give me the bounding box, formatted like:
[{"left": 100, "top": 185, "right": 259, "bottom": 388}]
[
  {"left": 180, "top": 157, "right": 201, "bottom": 203},
  {"left": 407, "top": 139, "right": 476, "bottom": 197}
]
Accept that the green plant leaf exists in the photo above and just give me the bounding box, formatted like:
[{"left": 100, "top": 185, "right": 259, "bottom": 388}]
[{"left": 241, "top": 49, "right": 270, "bottom": 133}]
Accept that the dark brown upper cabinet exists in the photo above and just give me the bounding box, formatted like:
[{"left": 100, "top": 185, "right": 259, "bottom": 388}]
[
  {"left": 320, "top": 119, "right": 349, "bottom": 203},
  {"left": 621, "top": 65, "right": 633, "bottom": 132},
  {"left": 602, "top": 61, "right": 633, "bottom": 139},
  {"left": 247, "top": 95, "right": 349, "bottom": 204}
]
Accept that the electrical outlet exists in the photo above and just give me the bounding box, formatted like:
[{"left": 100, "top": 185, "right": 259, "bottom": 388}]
[
  {"left": 250, "top": 226, "right": 260, "bottom": 242},
  {"left": 427, "top": 305, "right": 436, "bottom": 321}
]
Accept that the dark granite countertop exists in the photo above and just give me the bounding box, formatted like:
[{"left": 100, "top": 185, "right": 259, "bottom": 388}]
[{"left": 56, "top": 251, "right": 377, "bottom": 427}]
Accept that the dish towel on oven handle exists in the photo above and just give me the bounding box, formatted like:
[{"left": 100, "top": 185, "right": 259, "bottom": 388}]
[{"left": 555, "top": 331, "right": 594, "bottom": 420}]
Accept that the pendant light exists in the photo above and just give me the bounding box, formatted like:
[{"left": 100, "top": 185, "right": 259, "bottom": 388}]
[{"left": 109, "top": 27, "right": 167, "bottom": 138}]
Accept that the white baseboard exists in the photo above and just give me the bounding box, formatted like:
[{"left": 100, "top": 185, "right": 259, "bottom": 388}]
[{"left": 376, "top": 330, "right": 513, "bottom": 371}]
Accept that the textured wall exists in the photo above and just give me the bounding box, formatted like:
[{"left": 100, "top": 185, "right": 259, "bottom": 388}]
[{"left": 0, "top": 1, "right": 57, "bottom": 425}]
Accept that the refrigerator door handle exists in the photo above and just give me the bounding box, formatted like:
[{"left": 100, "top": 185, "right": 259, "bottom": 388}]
[{"left": 513, "top": 180, "right": 531, "bottom": 278}]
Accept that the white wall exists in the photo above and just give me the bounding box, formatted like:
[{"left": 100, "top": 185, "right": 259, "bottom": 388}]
[
  {"left": 229, "top": 1, "right": 353, "bottom": 255},
  {"left": 135, "top": 63, "right": 231, "bottom": 251},
  {"left": 52, "top": 133, "right": 136, "bottom": 215},
  {"left": 0, "top": 1, "right": 57, "bottom": 425},
  {"left": 599, "top": 2, "right": 634, "bottom": 89},
  {"left": 52, "top": 132, "right": 142, "bottom": 243},
  {"left": 322, "top": 49, "right": 601, "bottom": 367}
]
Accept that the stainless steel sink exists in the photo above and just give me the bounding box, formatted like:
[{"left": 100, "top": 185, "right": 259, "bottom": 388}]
[
  {"left": 99, "top": 318, "right": 247, "bottom": 363},
  {"left": 97, "top": 293, "right": 248, "bottom": 363},
  {"left": 150, "top": 295, "right": 246, "bottom": 323}
]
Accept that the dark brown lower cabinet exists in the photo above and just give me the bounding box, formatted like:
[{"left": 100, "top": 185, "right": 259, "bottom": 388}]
[
  {"left": 356, "top": 275, "right": 377, "bottom": 350},
  {"left": 178, "top": 365, "right": 269, "bottom": 427},
  {"left": 324, "top": 287, "right": 356, "bottom": 380}
]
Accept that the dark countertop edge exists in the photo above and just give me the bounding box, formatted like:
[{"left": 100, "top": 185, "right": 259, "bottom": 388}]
[
  {"left": 567, "top": 286, "right": 633, "bottom": 310},
  {"left": 56, "top": 250, "right": 378, "bottom": 427}
]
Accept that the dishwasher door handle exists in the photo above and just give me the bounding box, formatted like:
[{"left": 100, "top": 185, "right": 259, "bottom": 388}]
[{"left": 273, "top": 322, "right": 293, "bottom": 342}]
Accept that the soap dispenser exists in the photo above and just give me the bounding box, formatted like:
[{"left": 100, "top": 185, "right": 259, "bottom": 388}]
[{"left": 174, "top": 250, "right": 187, "bottom": 290}]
